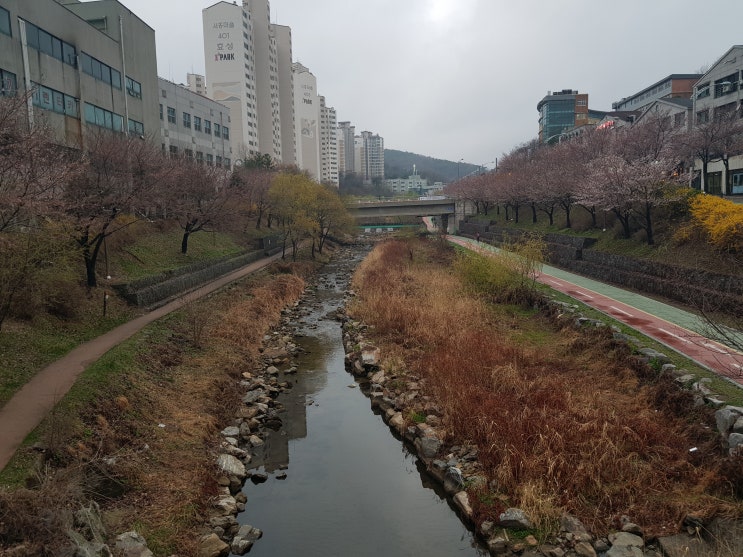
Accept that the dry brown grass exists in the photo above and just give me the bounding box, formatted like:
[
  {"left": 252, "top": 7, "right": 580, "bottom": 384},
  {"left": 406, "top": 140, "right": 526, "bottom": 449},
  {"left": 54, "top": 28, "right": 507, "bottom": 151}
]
[
  {"left": 349, "top": 237, "right": 743, "bottom": 537},
  {"left": 0, "top": 260, "right": 312, "bottom": 556}
]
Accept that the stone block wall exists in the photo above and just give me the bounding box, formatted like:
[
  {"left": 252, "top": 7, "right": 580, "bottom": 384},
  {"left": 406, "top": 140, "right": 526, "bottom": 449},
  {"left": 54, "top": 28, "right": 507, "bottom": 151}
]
[
  {"left": 113, "top": 250, "right": 264, "bottom": 308},
  {"left": 458, "top": 219, "right": 743, "bottom": 314}
]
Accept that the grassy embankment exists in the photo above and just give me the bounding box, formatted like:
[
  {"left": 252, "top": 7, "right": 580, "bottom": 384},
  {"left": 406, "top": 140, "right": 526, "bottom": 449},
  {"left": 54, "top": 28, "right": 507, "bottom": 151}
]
[
  {"left": 0, "top": 221, "right": 314, "bottom": 555},
  {"left": 348, "top": 236, "right": 743, "bottom": 538},
  {"left": 0, "top": 222, "right": 247, "bottom": 409}
]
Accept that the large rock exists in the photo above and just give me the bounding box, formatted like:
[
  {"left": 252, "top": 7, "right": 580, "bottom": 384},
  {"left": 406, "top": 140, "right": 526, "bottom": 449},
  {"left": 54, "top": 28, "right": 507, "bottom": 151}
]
[
  {"left": 606, "top": 532, "right": 643, "bottom": 557},
  {"left": 498, "top": 508, "right": 534, "bottom": 529},
  {"left": 715, "top": 406, "right": 743, "bottom": 437},
  {"left": 114, "top": 531, "right": 154, "bottom": 557},
  {"left": 231, "top": 524, "right": 262, "bottom": 556},
  {"left": 453, "top": 491, "right": 473, "bottom": 519},
  {"left": 216, "top": 454, "right": 246, "bottom": 479},
  {"left": 198, "top": 533, "right": 230, "bottom": 557}
]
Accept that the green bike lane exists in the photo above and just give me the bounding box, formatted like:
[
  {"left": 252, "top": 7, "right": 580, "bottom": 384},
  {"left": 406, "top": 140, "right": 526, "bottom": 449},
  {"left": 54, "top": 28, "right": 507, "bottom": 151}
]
[{"left": 448, "top": 235, "right": 743, "bottom": 385}]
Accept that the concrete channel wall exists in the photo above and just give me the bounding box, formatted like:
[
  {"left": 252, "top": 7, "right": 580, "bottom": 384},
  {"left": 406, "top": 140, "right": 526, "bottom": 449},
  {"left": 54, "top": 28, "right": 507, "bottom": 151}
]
[{"left": 459, "top": 221, "right": 743, "bottom": 315}]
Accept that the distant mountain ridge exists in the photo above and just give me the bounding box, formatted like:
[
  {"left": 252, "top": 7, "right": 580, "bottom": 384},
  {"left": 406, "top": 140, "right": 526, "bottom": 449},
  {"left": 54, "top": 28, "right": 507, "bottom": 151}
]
[{"left": 384, "top": 149, "right": 479, "bottom": 183}]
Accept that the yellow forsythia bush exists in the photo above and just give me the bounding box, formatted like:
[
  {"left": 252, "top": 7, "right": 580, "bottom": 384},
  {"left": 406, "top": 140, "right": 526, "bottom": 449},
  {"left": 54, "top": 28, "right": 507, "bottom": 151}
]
[{"left": 689, "top": 194, "right": 743, "bottom": 252}]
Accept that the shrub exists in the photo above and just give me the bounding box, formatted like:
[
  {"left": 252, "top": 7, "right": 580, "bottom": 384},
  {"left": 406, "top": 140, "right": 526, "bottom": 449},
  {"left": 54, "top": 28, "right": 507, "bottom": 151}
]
[{"left": 689, "top": 194, "right": 743, "bottom": 253}]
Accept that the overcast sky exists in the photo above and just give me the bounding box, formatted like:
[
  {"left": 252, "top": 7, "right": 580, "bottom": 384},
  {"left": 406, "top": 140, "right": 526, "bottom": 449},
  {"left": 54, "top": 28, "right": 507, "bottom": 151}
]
[{"left": 121, "top": 0, "right": 743, "bottom": 168}]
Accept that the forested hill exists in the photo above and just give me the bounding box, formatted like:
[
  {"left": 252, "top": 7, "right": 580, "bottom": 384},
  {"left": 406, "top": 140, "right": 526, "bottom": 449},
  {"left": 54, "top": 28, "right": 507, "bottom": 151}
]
[{"left": 384, "top": 149, "right": 479, "bottom": 183}]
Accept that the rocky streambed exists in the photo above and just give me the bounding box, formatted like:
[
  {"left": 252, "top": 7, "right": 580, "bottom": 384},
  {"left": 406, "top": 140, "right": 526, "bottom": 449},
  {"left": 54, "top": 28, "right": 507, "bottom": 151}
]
[
  {"left": 198, "top": 242, "right": 487, "bottom": 557},
  {"left": 198, "top": 241, "right": 743, "bottom": 557}
]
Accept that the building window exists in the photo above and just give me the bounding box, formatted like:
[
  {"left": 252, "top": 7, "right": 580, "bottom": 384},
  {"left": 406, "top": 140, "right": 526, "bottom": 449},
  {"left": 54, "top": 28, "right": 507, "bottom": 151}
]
[
  {"left": 674, "top": 112, "right": 685, "bottom": 128},
  {"left": 184, "top": 148, "right": 193, "bottom": 158},
  {"left": 696, "top": 83, "right": 710, "bottom": 99},
  {"left": 216, "top": 155, "right": 222, "bottom": 165},
  {"left": 22, "top": 20, "right": 77, "bottom": 67},
  {"left": 31, "top": 81, "right": 78, "bottom": 117},
  {"left": 195, "top": 151, "right": 204, "bottom": 162},
  {"left": 206, "top": 153, "right": 213, "bottom": 165},
  {"left": 159, "top": 104, "right": 163, "bottom": 120},
  {"left": 183, "top": 112, "right": 191, "bottom": 128},
  {"left": 194, "top": 116, "right": 202, "bottom": 132},
  {"left": 222, "top": 126, "right": 229, "bottom": 140},
  {"left": 0, "top": 68, "right": 17, "bottom": 97},
  {"left": 169, "top": 145, "right": 178, "bottom": 156},
  {"left": 83, "top": 102, "right": 123, "bottom": 132},
  {"left": 214, "top": 123, "right": 221, "bottom": 138},
  {"left": 81, "top": 53, "right": 123, "bottom": 87},
  {"left": 204, "top": 119, "right": 211, "bottom": 135},
  {"left": 126, "top": 76, "right": 142, "bottom": 99},
  {"left": 224, "top": 157, "right": 231, "bottom": 167},
  {"left": 0, "top": 7, "right": 10, "bottom": 36},
  {"left": 696, "top": 109, "right": 710, "bottom": 125},
  {"left": 167, "top": 106, "right": 176, "bottom": 124},
  {"left": 128, "top": 118, "right": 144, "bottom": 136}
]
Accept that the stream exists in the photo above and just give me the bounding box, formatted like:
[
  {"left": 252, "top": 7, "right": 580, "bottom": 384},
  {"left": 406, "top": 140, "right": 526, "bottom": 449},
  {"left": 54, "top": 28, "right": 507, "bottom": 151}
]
[{"left": 233, "top": 245, "right": 487, "bottom": 556}]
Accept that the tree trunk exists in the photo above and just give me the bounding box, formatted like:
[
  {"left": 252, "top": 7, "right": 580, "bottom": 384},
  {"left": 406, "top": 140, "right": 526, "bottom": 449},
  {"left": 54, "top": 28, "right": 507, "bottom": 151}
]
[
  {"left": 564, "top": 204, "right": 571, "bottom": 229},
  {"left": 181, "top": 231, "right": 191, "bottom": 254},
  {"left": 644, "top": 202, "right": 654, "bottom": 245},
  {"left": 613, "top": 208, "right": 631, "bottom": 239},
  {"left": 531, "top": 203, "right": 537, "bottom": 224}
]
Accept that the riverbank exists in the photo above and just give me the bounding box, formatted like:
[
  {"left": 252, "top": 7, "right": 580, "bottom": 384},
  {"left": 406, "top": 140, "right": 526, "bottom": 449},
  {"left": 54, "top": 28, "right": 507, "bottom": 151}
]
[
  {"left": 342, "top": 236, "right": 743, "bottom": 556},
  {"left": 0, "top": 249, "right": 319, "bottom": 555}
]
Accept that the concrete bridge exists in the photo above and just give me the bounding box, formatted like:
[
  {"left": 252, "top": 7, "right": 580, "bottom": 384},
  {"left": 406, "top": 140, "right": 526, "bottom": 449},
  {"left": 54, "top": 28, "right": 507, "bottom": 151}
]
[{"left": 345, "top": 198, "right": 474, "bottom": 233}]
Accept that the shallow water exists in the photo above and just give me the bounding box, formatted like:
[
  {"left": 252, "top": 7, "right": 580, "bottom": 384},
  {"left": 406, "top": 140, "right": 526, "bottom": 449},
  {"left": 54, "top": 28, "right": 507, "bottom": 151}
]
[{"left": 235, "top": 253, "right": 486, "bottom": 556}]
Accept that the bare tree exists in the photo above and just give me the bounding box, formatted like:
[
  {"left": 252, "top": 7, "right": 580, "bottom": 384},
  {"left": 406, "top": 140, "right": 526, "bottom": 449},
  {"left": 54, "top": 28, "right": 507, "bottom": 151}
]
[{"left": 65, "top": 131, "right": 163, "bottom": 287}]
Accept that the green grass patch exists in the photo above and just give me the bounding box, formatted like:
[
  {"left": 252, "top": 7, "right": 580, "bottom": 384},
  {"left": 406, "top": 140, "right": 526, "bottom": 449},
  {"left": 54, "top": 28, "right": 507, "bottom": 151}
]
[
  {"left": 112, "top": 228, "right": 245, "bottom": 281},
  {"left": 0, "top": 310, "right": 136, "bottom": 409}
]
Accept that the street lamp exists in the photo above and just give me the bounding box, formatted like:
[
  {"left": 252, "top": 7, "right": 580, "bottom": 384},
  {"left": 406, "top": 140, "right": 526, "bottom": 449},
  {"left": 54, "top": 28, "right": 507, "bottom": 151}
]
[{"left": 457, "top": 158, "right": 464, "bottom": 178}]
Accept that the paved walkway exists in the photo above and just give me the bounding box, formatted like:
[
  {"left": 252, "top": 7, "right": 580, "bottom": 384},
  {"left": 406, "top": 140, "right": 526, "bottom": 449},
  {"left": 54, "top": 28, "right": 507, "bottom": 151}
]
[
  {"left": 0, "top": 252, "right": 283, "bottom": 473},
  {"left": 448, "top": 235, "right": 743, "bottom": 385}
]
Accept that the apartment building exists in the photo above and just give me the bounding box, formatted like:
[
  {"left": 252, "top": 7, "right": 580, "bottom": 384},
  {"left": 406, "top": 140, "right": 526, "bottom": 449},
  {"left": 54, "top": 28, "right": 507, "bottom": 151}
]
[
  {"left": 203, "top": 0, "right": 291, "bottom": 162},
  {"left": 292, "top": 62, "right": 319, "bottom": 179},
  {"left": 361, "top": 130, "right": 384, "bottom": 182},
  {"left": 0, "top": 0, "right": 158, "bottom": 147},
  {"left": 158, "top": 77, "right": 232, "bottom": 167},
  {"left": 186, "top": 72, "right": 207, "bottom": 97},
  {"left": 319, "top": 95, "right": 338, "bottom": 186}
]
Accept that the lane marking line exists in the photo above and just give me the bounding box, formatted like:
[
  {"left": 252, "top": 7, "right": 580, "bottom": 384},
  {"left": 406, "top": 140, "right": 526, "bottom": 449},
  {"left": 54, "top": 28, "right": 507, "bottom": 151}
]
[
  {"left": 574, "top": 290, "right": 594, "bottom": 299},
  {"left": 609, "top": 305, "right": 633, "bottom": 317},
  {"left": 549, "top": 280, "right": 563, "bottom": 287},
  {"left": 703, "top": 342, "right": 729, "bottom": 355},
  {"left": 657, "top": 328, "right": 691, "bottom": 343}
]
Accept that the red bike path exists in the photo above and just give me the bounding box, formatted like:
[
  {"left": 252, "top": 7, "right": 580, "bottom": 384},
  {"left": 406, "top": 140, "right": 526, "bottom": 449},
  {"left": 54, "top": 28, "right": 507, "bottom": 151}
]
[
  {"left": 448, "top": 235, "right": 743, "bottom": 386},
  {"left": 0, "top": 252, "right": 283, "bottom": 473}
]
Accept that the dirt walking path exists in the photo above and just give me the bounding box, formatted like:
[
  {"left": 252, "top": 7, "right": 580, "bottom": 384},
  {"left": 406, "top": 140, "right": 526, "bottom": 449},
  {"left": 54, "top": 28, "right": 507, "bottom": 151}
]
[{"left": 0, "top": 252, "right": 283, "bottom": 473}]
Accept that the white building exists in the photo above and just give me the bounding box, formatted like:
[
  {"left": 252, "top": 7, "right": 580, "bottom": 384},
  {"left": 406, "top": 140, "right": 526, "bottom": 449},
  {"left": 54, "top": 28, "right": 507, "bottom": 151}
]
[
  {"left": 338, "top": 121, "right": 355, "bottom": 174},
  {"left": 319, "top": 95, "right": 338, "bottom": 186},
  {"left": 361, "top": 130, "right": 384, "bottom": 182},
  {"left": 292, "top": 62, "right": 319, "bottom": 179},
  {"left": 384, "top": 173, "right": 428, "bottom": 195},
  {"left": 186, "top": 72, "right": 207, "bottom": 97},
  {"left": 202, "top": 0, "right": 290, "bottom": 162},
  {"left": 274, "top": 23, "right": 295, "bottom": 165},
  {"left": 158, "top": 77, "right": 232, "bottom": 167}
]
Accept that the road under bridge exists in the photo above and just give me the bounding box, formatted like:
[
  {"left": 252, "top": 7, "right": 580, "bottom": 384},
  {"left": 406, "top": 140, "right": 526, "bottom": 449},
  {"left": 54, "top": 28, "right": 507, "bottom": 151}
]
[{"left": 345, "top": 198, "right": 473, "bottom": 233}]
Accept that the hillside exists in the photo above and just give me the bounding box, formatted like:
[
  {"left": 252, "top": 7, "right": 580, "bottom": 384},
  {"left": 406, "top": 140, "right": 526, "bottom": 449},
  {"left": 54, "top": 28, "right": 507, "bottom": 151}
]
[{"left": 384, "top": 149, "right": 480, "bottom": 183}]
